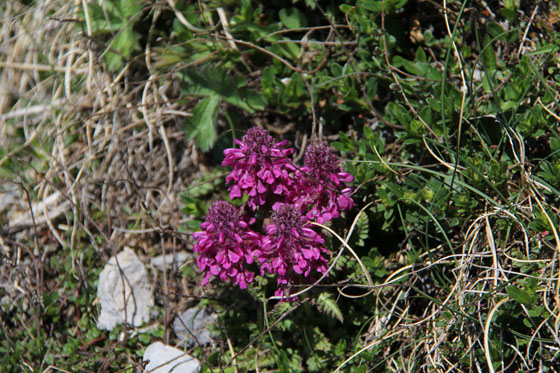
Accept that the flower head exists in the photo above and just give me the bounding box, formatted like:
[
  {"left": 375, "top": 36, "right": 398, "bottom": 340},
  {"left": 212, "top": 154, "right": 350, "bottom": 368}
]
[
  {"left": 294, "top": 142, "right": 354, "bottom": 223},
  {"left": 304, "top": 141, "right": 341, "bottom": 181},
  {"left": 222, "top": 127, "right": 295, "bottom": 210},
  {"left": 193, "top": 201, "right": 260, "bottom": 289},
  {"left": 194, "top": 130, "right": 356, "bottom": 300},
  {"left": 259, "top": 204, "right": 329, "bottom": 294}
]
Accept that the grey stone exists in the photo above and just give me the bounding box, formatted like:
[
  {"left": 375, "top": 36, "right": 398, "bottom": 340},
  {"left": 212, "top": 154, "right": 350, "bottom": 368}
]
[
  {"left": 143, "top": 342, "right": 200, "bottom": 373},
  {"left": 150, "top": 252, "right": 191, "bottom": 271},
  {"left": 8, "top": 190, "right": 71, "bottom": 228},
  {"left": 173, "top": 307, "right": 217, "bottom": 347},
  {"left": 97, "top": 247, "right": 153, "bottom": 330}
]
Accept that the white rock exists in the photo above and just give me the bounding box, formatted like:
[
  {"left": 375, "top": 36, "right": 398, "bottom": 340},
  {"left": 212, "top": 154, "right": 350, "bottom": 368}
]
[
  {"left": 97, "top": 247, "right": 153, "bottom": 330},
  {"left": 173, "top": 307, "right": 217, "bottom": 347},
  {"left": 8, "top": 190, "right": 71, "bottom": 227},
  {"left": 143, "top": 342, "right": 201, "bottom": 373}
]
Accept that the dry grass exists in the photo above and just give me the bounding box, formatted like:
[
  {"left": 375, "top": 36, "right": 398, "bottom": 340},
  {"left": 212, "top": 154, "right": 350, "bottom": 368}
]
[{"left": 1, "top": 1, "right": 204, "bottom": 369}]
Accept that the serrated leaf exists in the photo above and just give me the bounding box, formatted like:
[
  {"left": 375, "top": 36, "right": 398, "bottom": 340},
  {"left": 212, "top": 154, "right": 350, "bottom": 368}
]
[
  {"left": 355, "top": 211, "right": 369, "bottom": 246},
  {"left": 316, "top": 292, "right": 343, "bottom": 322},
  {"left": 180, "top": 67, "right": 234, "bottom": 97},
  {"left": 180, "top": 67, "right": 265, "bottom": 113},
  {"left": 334, "top": 339, "right": 347, "bottom": 356},
  {"left": 314, "top": 334, "right": 331, "bottom": 352},
  {"left": 185, "top": 94, "right": 220, "bottom": 151},
  {"left": 307, "top": 355, "right": 322, "bottom": 372}
]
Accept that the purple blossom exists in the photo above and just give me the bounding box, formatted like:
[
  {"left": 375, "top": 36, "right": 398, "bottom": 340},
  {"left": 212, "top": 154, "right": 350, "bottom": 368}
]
[
  {"left": 194, "top": 129, "right": 356, "bottom": 299},
  {"left": 222, "top": 127, "right": 295, "bottom": 210},
  {"left": 192, "top": 201, "right": 260, "bottom": 289},
  {"left": 294, "top": 142, "right": 355, "bottom": 223},
  {"left": 258, "top": 204, "right": 329, "bottom": 294}
]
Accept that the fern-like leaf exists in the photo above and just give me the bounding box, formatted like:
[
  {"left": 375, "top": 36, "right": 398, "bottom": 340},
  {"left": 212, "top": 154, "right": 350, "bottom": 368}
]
[
  {"left": 355, "top": 210, "right": 369, "bottom": 247},
  {"left": 316, "top": 292, "right": 343, "bottom": 323}
]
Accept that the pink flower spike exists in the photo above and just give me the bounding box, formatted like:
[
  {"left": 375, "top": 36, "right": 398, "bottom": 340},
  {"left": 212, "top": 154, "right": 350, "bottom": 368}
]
[
  {"left": 292, "top": 142, "right": 355, "bottom": 223},
  {"left": 192, "top": 201, "right": 261, "bottom": 289},
  {"left": 259, "top": 204, "right": 329, "bottom": 296},
  {"left": 222, "top": 127, "right": 296, "bottom": 210}
]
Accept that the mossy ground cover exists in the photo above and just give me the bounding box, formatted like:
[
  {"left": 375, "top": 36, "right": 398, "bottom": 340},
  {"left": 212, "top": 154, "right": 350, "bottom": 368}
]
[{"left": 1, "top": 0, "right": 560, "bottom": 371}]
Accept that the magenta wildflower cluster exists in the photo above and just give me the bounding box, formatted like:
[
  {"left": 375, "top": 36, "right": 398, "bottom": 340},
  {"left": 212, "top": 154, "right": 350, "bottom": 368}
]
[{"left": 193, "top": 127, "right": 354, "bottom": 297}]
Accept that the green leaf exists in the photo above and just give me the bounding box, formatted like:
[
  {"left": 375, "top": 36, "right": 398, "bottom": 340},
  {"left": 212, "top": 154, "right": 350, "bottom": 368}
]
[
  {"left": 550, "top": 137, "right": 560, "bottom": 153},
  {"left": 283, "top": 72, "right": 304, "bottom": 105},
  {"left": 278, "top": 42, "right": 301, "bottom": 60},
  {"left": 84, "top": 0, "right": 142, "bottom": 71},
  {"left": 501, "top": 9, "right": 515, "bottom": 22},
  {"left": 185, "top": 94, "right": 220, "bottom": 151},
  {"left": 180, "top": 67, "right": 233, "bottom": 98},
  {"left": 138, "top": 332, "right": 152, "bottom": 344},
  {"left": 105, "top": 26, "right": 140, "bottom": 71},
  {"left": 86, "top": 3, "right": 114, "bottom": 31},
  {"left": 279, "top": 7, "right": 307, "bottom": 29},
  {"left": 316, "top": 292, "right": 343, "bottom": 322},
  {"left": 275, "top": 349, "right": 293, "bottom": 372},
  {"left": 261, "top": 66, "right": 277, "bottom": 97},
  {"left": 207, "top": 351, "right": 219, "bottom": 365},
  {"left": 180, "top": 67, "right": 265, "bottom": 113},
  {"left": 415, "top": 47, "right": 427, "bottom": 63},
  {"left": 334, "top": 339, "right": 347, "bottom": 356},
  {"left": 355, "top": 211, "right": 369, "bottom": 246},
  {"left": 486, "top": 22, "right": 505, "bottom": 40},
  {"left": 482, "top": 35, "right": 497, "bottom": 71},
  {"left": 528, "top": 306, "right": 544, "bottom": 318},
  {"left": 362, "top": 255, "right": 388, "bottom": 277},
  {"left": 359, "top": 0, "right": 408, "bottom": 13},
  {"left": 314, "top": 329, "right": 332, "bottom": 352},
  {"left": 307, "top": 355, "right": 322, "bottom": 372},
  {"left": 119, "top": 0, "right": 142, "bottom": 18},
  {"left": 363, "top": 125, "right": 374, "bottom": 141},
  {"left": 506, "top": 285, "right": 535, "bottom": 306}
]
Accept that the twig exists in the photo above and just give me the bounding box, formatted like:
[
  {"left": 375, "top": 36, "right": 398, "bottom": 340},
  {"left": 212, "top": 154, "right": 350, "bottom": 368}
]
[
  {"left": 517, "top": 5, "right": 539, "bottom": 59},
  {"left": 259, "top": 24, "right": 351, "bottom": 41},
  {"left": 0, "top": 100, "right": 63, "bottom": 121},
  {"left": 216, "top": 7, "right": 238, "bottom": 51},
  {"left": 167, "top": 0, "right": 207, "bottom": 33},
  {"left": 537, "top": 97, "right": 560, "bottom": 123},
  {"left": 484, "top": 298, "right": 509, "bottom": 373},
  {"left": 226, "top": 337, "right": 239, "bottom": 373},
  {"left": 0, "top": 61, "right": 86, "bottom": 73}
]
